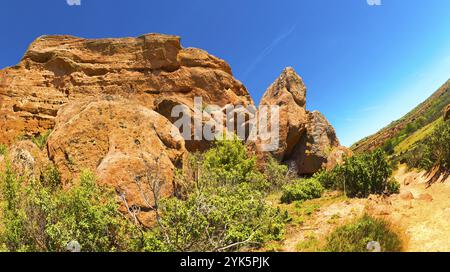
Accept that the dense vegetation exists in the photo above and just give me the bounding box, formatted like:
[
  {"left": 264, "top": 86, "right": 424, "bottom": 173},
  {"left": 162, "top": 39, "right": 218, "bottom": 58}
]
[
  {"left": 398, "top": 118, "right": 450, "bottom": 174},
  {"left": 280, "top": 178, "right": 324, "bottom": 204},
  {"left": 144, "top": 139, "right": 287, "bottom": 252},
  {"left": 419, "top": 119, "right": 450, "bottom": 172},
  {"left": 0, "top": 138, "right": 288, "bottom": 252},
  {"left": 324, "top": 214, "right": 403, "bottom": 252},
  {"left": 315, "top": 149, "right": 399, "bottom": 198},
  {"left": 0, "top": 163, "right": 139, "bottom": 252}
]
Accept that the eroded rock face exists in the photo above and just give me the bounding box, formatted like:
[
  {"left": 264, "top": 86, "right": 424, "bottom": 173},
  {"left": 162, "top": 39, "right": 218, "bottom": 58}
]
[
  {"left": 0, "top": 34, "right": 253, "bottom": 145},
  {"left": 47, "top": 96, "right": 186, "bottom": 226},
  {"left": 296, "top": 111, "right": 342, "bottom": 174},
  {"left": 259, "top": 67, "right": 308, "bottom": 161},
  {"left": 258, "top": 67, "right": 347, "bottom": 175},
  {"left": 0, "top": 140, "right": 50, "bottom": 178}
]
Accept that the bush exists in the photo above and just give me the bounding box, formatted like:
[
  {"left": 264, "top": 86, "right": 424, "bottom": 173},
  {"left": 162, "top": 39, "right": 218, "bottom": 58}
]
[
  {"left": 143, "top": 139, "right": 286, "bottom": 252},
  {"left": 264, "top": 156, "right": 290, "bottom": 189},
  {"left": 202, "top": 137, "right": 269, "bottom": 190},
  {"left": 31, "top": 130, "right": 51, "bottom": 150},
  {"left": 145, "top": 183, "right": 286, "bottom": 252},
  {"left": 386, "top": 178, "right": 400, "bottom": 195},
  {"left": 324, "top": 214, "right": 403, "bottom": 252},
  {"left": 315, "top": 149, "right": 395, "bottom": 197},
  {"left": 40, "top": 171, "right": 140, "bottom": 252},
  {"left": 0, "top": 144, "right": 7, "bottom": 156},
  {"left": 280, "top": 178, "right": 324, "bottom": 204},
  {"left": 0, "top": 163, "right": 140, "bottom": 252},
  {"left": 419, "top": 120, "right": 450, "bottom": 172}
]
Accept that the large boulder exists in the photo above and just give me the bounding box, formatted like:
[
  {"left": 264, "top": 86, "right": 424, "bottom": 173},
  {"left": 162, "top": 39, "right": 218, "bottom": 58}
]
[
  {"left": 0, "top": 140, "right": 50, "bottom": 179},
  {"left": 47, "top": 96, "right": 186, "bottom": 226},
  {"left": 295, "top": 111, "right": 342, "bottom": 174},
  {"left": 0, "top": 34, "right": 253, "bottom": 145},
  {"left": 258, "top": 67, "right": 347, "bottom": 175},
  {"left": 259, "top": 67, "right": 308, "bottom": 161}
]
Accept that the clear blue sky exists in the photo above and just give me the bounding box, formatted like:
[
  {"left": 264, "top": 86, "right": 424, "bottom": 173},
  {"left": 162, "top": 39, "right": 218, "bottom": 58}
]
[{"left": 1, "top": 0, "right": 450, "bottom": 146}]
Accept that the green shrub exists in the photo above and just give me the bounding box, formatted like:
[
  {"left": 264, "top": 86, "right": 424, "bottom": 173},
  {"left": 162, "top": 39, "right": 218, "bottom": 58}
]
[
  {"left": 202, "top": 137, "right": 269, "bottom": 190},
  {"left": 0, "top": 163, "right": 140, "bottom": 252},
  {"left": 143, "top": 139, "right": 286, "bottom": 252},
  {"left": 280, "top": 178, "right": 324, "bottom": 204},
  {"left": 0, "top": 144, "right": 7, "bottom": 156},
  {"left": 145, "top": 183, "right": 285, "bottom": 252},
  {"left": 324, "top": 214, "right": 403, "bottom": 252},
  {"left": 419, "top": 120, "right": 450, "bottom": 172},
  {"left": 0, "top": 162, "right": 29, "bottom": 251},
  {"left": 31, "top": 130, "right": 51, "bottom": 150},
  {"left": 40, "top": 171, "right": 140, "bottom": 252},
  {"left": 1, "top": 137, "right": 288, "bottom": 252},
  {"left": 264, "top": 156, "right": 290, "bottom": 189},
  {"left": 316, "top": 149, "right": 394, "bottom": 198},
  {"left": 386, "top": 178, "right": 400, "bottom": 195}
]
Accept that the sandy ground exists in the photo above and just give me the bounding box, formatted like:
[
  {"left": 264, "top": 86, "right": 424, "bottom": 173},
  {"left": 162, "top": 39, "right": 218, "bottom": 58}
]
[{"left": 281, "top": 165, "right": 450, "bottom": 252}]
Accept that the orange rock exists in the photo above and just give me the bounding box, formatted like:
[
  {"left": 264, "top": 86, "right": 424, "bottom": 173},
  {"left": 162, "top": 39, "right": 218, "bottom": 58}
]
[
  {"left": 47, "top": 96, "right": 187, "bottom": 226},
  {"left": 400, "top": 191, "right": 415, "bottom": 201},
  {"left": 418, "top": 193, "right": 433, "bottom": 202},
  {"left": 0, "top": 140, "right": 50, "bottom": 178},
  {"left": 259, "top": 67, "right": 308, "bottom": 164},
  {"left": 258, "top": 67, "right": 344, "bottom": 175},
  {"left": 0, "top": 34, "right": 252, "bottom": 145}
]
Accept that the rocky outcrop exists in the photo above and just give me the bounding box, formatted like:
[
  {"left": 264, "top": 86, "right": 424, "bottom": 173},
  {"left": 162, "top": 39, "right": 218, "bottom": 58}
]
[
  {"left": 0, "top": 33, "right": 347, "bottom": 223},
  {"left": 445, "top": 104, "right": 450, "bottom": 121},
  {"left": 259, "top": 67, "right": 308, "bottom": 162},
  {"left": 47, "top": 96, "right": 186, "bottom": 226},
  {"left": 297, "top": 111, "right": 342, "bottom": 174},
  {"left": 0, "top": 140, "right": 50, "bottom": 178},
  {"left": 0, "top": 34, "right": 253, "bottom": 145},
  {"left": 259, "top": 67, "right": 347, "bottom": 175}
]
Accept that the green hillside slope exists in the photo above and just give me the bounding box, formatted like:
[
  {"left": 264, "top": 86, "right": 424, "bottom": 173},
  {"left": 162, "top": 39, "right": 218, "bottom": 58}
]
[{"left": 351, "top": 79, "right": 450, "bottom": 154}]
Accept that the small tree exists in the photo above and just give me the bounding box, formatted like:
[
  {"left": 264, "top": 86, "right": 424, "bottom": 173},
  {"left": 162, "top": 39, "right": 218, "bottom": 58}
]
[
  {"left": 140, "top": 139, "right": 286, "bottom": 252},
  {"left": 419, "top": 120, "right": 450, "bottom": 173},
  {"left": 315, "top": 149, "right": 399, "bottom": 197}
]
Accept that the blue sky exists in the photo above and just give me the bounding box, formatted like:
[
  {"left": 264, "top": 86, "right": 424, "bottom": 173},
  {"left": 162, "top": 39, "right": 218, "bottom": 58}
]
[{"left": 1, "top": 0, "right": 450, "bottom": 146}]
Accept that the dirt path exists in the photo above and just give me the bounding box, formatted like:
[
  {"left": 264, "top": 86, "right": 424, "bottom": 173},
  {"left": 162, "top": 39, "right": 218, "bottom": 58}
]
[
  {"left": 385, "top": 166, "right": 450, "bottom": 251},
  {"left": 280, "top": 165, "right": 450, "bottom": 252},
  {"left": 281, "top": 196, "right": 366, "bottom": 251}
]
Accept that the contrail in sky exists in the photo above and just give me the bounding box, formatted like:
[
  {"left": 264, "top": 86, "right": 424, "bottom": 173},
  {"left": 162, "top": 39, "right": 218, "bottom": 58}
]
[{"left": 243, "top": 23, "right": 298, "bottom": 80}]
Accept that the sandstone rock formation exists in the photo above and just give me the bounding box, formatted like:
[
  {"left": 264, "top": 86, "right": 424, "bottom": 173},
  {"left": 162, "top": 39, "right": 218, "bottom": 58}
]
[
  {"left": 0, "top": 34, "right": 253, "bottom": 145},
  {"left": 259, "top": 67, "right": 348, "bottom": 175},
  {"left": 0, "top": 140, "right": 50, "bottom": 178},
  {"left": 0, "top": 33, "right": 347, "bottom": 224},
  {"left": 259, "top": 67, "right": 308, "bottom": 162},
  {"left": 46, "top": 96, "right": 186, "bottom": 225}
]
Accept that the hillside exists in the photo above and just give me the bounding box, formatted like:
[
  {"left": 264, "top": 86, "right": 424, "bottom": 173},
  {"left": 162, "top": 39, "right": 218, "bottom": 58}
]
[{"left": 351, "top": 79, "right": 450, "bottom": 154}]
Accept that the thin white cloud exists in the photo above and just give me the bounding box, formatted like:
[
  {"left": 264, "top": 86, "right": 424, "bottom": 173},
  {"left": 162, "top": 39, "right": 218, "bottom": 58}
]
[
  {"left": 243, "top": 23, "right": 298, "bottom": 79},
  {"left": 358, "top": 105, "right": 381, "bottom": 112},
  {"left": 67, "top": 0, "right": 81, "bottom": 6}
]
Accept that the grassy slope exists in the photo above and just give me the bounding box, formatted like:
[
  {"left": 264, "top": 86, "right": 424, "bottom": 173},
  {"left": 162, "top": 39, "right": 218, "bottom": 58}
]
[
  {"left": 394, "top": 117, "right": 443, "bottom": 154},
  {"left": 351, "top": 79, "right": 450, "bottom": 154}
]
